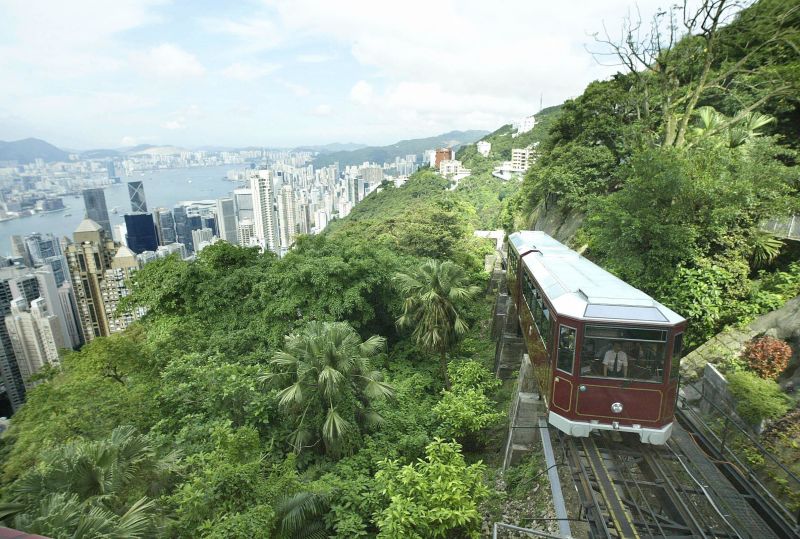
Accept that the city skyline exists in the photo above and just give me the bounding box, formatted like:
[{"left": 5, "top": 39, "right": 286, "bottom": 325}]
[{"left": 0, "top": 0, "right": 673, "bottom": 149}]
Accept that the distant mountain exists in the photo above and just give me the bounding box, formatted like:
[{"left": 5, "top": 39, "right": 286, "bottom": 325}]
[
  {"left": 0, "top": 138, "right": 70, "bottom": 164},
  {"left": 295, "top": 142, "right": 368, "bottom": 154},
  {"left": 312, "top": 130, "right": 489, "bottom": 167},
  {"left": 80, "top": 149, "right": 123, "bottom": 159}
]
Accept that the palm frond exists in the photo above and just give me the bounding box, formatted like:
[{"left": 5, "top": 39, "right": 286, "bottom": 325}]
[
  {"left": 276, "top": 382, "right": 304, "bottom": 407},
  {"left": 321, "top": 407, "right": 352, "bottom": 447}
]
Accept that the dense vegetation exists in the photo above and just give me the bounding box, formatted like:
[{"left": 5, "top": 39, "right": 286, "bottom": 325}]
[
  {"left": 503, "top": 0, "right": 800, "bottom": 349},
  {"left": 1, "top": 0, "right": 799, "bottom": 536},
  {"left": 0, "top": 169, "right": 513, "bottom": 538}
]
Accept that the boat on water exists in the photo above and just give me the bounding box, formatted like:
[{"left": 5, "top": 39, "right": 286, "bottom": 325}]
[{"left": 64, "top": 213, "right": 72, "bottom": 217}]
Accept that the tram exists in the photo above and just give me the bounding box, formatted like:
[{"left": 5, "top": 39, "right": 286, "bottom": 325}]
[{"left": 507, "top": 231, "right": 686, "bottom": 444}]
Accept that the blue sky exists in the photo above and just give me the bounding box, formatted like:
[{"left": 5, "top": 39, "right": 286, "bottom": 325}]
[{"left": 0, "top": 0, "right": 672, "bottom": 149}]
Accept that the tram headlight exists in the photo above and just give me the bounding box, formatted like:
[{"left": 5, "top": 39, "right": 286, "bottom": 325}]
[{"left": 611, "top": 402, "right": 623, "bottom": 414}]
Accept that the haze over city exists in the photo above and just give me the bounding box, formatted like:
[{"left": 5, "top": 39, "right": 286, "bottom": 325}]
[{"left": 0, "top": 0, "right": 669, "bottom": 149}]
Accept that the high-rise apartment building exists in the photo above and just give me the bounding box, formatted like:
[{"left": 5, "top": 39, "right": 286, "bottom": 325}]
[
  {"left": 237, "top": 219, "right": 256, "bottom": 247},
  {"left": 191, "top": 228, "right": 214, "bottom": 252},
  {"left": 250, "top": 170, "right": 279, "bottom": 253},
  {"left": 101, "top": 246, "right": 143, "bottom": 334},
  {"left": 82, "top": 188, "right": 112, "bottom": 236},
  {"left": 124, "top": 213, "right": 158, "bottom": 254},
  {"left": 23, "top": 232, "right": 71, "bottom": 286},
  {"left": 65, "top": 219, "right": 118, "bottom": 341},
  {"left": 128, "top": 181, "right": 148, "bottom": 213},
  {"left": 5, "top": 297, "right": 65, "bottom": 390},
  {"left": 9, "top": 236, "right": 31, "bottom": 267},
  {"left": 216, "top": 198, "right": 238, "bottom": 245},
  {"left": 277, "top": 185, "right": 297, "bottom": 254},
  {"left": 0, "top": 267, "right": 41, "bottom": 410}
]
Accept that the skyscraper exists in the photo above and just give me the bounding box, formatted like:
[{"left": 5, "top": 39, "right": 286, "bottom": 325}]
[
  {"left": 23, "top": 232, "right": 70, "bottom": 286},
  {"left": 250, "top": 170, "right": 279, "bottom": 253},
  {"left": 9, "top": 236, "right": 31, "bottom": 267},
  {"left": 0, "top": 267, "right": 41, "bottom": 410},
  {"left": 128, "top": 181, "right": 148, "bottom": 213},
  {"left": 172, "top": 205, "right": 192, "bottom": 253},
  {"left": 277, "top": 185, "right": 297, "bottom": 254},
  {"left": 124, "top": 213, "right": 158, "bottom": 254},
  {"left": 191, "top": 228, "right": 214, "bottom": 252},
  {"left": 101, "top": 246, "right": 144, "bottom": 334},
  {"left": 216, "top": 197, "right": 238, "bottom": 244},
  {"left": 82, "top": 188, "right": 112, "bottom": 236},
  {"left": 154, "top": 207, "right": 177, "bottom": 245},
  {"left": 233, "top": 188, "right": 254, "bottom": 221},
  {"left": 5, "top": 297, "right": 65, "bottom": 390},
  {"left": 65, "top": 219, "right": 117, "bottom": 341}
]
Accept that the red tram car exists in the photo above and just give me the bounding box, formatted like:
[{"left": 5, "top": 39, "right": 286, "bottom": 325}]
[{"left": 507, "top": 231, "right": 686, "bottom": 444}]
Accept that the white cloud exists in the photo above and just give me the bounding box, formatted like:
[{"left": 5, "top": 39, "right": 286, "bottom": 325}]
[
  {"left": 310, "top": 104, "right": 333, "bottom": 117},
  {"left": 161, "top": 120, "right": 185, "bottom": 130},
  {"left": 222, "top": 62, "right": 281, "bottom": 81},
  {"left": 121, "top": 136, "right": 140, "bottom": 146},
  {"left": 280, "top": 79, "right": 311, "bottom": 97},
  {"left": 131, "top": 44, "right": 206, "bottom": 80},
  {"left": 203, "top": 17, "right": 284, "bottom": 53},
  {"left": 267, "top": 0, "right": 671, "bottom": 131},
  {"left": 296, "top": 53, "right": 332, "bottom": 63},
  {"left": 349, "top": 80, "right": 373, "bottom": 105}
]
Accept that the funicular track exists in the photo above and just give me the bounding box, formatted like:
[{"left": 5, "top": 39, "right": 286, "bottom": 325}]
[{"left": 557, "top": 420, "right": 784, "bottom": 538}]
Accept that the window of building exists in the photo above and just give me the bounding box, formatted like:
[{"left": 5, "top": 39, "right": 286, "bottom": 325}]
[
  {"left": 580, "top": 325, "right": 667, "bottom": 382},
  {"left": 557, "top": 325, "right": 576, "bottom": 373},
  {"left": 670, "top": 333, "right": 683, "bottom": 381}
]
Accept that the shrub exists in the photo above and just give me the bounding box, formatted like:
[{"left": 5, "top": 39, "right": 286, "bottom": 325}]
[
  {"left": 374, "top": 439, "right": 489, "bottom": 539},
  {"left": 727, "top": 371, "right": 791, "bottom": 426},
  {"left": 743, "top": 336, "right": 792, "bottom": 380}
]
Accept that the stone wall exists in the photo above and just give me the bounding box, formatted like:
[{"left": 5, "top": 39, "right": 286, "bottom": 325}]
[{"left": 681, "top": 296, "right": 800, "bottom": 389}]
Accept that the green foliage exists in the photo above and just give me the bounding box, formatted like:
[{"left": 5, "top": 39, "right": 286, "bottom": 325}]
[
  {"left": 263, "top": 321, "right": 395, "bottom": 457},
  {"left": 433, "top": 361, "right": 504, "bottom": 446},
  {"left": 374, "top": 439, "right": 489, "bottom": 539},
  {"left": 727, "top": 371, "right": 791, "bottom": 426},
  {"left": 166, "top": 423, "right": 299, "bottom": 537},
  {"left": 395, "top": 259, "right": 482, "bottom": 389},
  {"left": 0, "top": 427, "right": 172, "bottom": 537}
]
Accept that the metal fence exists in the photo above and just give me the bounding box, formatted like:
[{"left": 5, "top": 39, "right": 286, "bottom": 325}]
[
  {"left": 762, "top": 215, "right": 800, "bottom": 240},
  {"left": 678, "top": 381, "right": 800, "bottom": 531}
]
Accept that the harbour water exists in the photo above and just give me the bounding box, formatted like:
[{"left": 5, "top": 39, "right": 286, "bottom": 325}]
[{"left": 0, "top": 165, "right": 243, "bottom": 255}]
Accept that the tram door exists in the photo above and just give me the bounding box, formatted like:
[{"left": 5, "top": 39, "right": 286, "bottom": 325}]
[{"left": 551, "top": 324, "right": 577, "bottom": 416}]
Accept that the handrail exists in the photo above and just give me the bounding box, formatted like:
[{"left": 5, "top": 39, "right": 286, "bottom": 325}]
[{"left": 678, "top": 383, "right": 800, "bottom": 527}]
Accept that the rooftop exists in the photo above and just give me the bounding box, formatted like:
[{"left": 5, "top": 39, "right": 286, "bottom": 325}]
[{"left": 510, "top": 231, "right": 684, "bottom": 325}]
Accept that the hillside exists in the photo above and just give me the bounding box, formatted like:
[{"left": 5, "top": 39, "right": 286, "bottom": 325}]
[
  {"left": 0, "top": 138, "right": 70, "bottom": 163},
  {"left": 312, "top": 129, "right": 488, "bottom": 167},
  {"left": 457, "top": 104, "right": 563, "bottom": 166}
]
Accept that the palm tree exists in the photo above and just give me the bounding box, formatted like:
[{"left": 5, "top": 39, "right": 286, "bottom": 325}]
[
  {"left": 395, "top": 259, "right": 481, "bottom": 389},
  {"left": 6, "top": 493, "right": 155, "bottom": 539},
  {"left": 261, "top": 321, "right": 394, "bottom": 456},
  {"left": 692, "top": 106, "right": 774, "bottom": 148},
  {"left": 0, "top": 426, "right": 177, "bottom": 537}
]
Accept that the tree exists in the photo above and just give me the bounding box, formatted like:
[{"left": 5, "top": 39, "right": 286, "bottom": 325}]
[
  {"left": 374, "top": 439, "right": 489, "bottom": 539},
  {"left": 591, "top": 0, "right": 799, "bottom": 147},
  {"left": 395, "top": 260, "right": 481, "bottom": 389},
  {"left": 262, "top": 321, "right": 395, "bottom": 457},
  {"left": 0, "top": 426, "right": 175, "bottom": 537},
  {"left": 432, "top": 361, "right": 503, "bottom": 448}
]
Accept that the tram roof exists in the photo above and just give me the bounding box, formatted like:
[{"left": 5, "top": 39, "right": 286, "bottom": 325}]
[{"left": 510, "top": 231, "right": 684, "bottom": 325}]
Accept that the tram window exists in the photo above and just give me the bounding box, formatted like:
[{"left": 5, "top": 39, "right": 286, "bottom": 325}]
[
  {"left": 557, "top": 326, "right": 576, "bottom": 373},
  {"left": 509, "top": 250, "right": 518, "bottom": 273},
  {"left": 670, "top": 333, "right": 683, "bottom": 381},
  {"left": 580, "top": 325, "right": 667, "bottom": 383}
]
